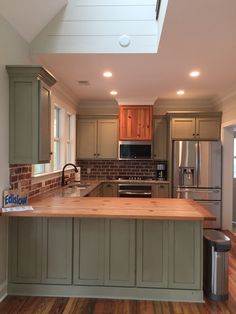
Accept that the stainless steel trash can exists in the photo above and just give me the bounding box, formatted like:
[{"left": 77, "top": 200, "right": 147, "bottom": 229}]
[{"left": 203, "top": 230, "right": 231, "bottom": 301}]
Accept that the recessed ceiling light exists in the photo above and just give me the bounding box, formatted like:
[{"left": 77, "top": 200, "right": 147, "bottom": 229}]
[
  {"left": 103, "top": 71, "right": 112, "bottom": 78},
  {"left": 177, "top": 90, "right": 185, "bottom": 95},
  {"left": 110, "top": 90, "right": 118, "bottom": 96},
  {"left": 189, "top": 71, "right": 200, "bottom": 77}
]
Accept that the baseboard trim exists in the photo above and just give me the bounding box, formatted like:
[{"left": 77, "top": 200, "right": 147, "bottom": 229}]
[
  {"left": 0, "top": 281, "right": 7, "bottom": 303},
  {"left": 8, "top": 283, "right": 204, "bottom": 303}
]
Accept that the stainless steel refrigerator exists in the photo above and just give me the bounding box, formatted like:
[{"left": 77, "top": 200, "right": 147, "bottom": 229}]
[{"left": 172, "top": 141, "right": 222, "bottom": 229}]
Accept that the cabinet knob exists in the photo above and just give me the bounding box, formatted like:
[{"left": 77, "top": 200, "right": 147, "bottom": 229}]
[
  {"left": 196, "top": 133, "right": 199, "bottom": 136},
  {"left": 97, "top": 153, "right": 100, "bottom": 156},
  {"left": 193, "top": 133, "right": 195, "bottom": 136},
  {"left": 94, "top": 153, "right": 96, "bottom": 156},
  {"left": 50, "top": 152, "right": 53, "bottom": 155}
]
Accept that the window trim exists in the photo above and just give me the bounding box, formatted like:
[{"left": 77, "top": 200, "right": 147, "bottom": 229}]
[{"left": 32, "top": 103, "right": 76, "bottom": 177}]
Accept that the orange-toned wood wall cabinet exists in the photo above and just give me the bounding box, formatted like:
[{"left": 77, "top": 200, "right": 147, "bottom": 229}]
[{"left": 119, "top": 105, "right": 153, "bottom": 140}]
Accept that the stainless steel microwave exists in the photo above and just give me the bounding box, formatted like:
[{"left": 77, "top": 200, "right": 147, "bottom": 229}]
[{"left": 119, "top": 141, "right": 152, "bottom": 160}]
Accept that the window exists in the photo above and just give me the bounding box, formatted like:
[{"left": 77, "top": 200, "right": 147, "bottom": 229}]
[
  {"left": 53, "top": 107, "right": 60, "bottom": 171},
  {"left": 32, "top": 103, "right": 75, "bottom": 177},
  {"left": 66, "top": 114, "right": 72, "bottom": 163}
]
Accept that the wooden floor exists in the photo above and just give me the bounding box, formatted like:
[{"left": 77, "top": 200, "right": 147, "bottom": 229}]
[{"left": 0, "top": 231, "right": 236, "bottom": 314}]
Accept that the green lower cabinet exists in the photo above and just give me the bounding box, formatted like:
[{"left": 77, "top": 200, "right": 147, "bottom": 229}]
[
  {"left": 104, "top": 219, "right": 135, "bottom": 286},
  {"left": 136, "top": 220, "right": 169, "bottom": 288},
  {"left": 9, "top": 217, "right": 42, "bottom": 283},
  {"left": 168, "top": 221, "right": 202, "bottom": 290},
  {"left": 73, "top": 218, "right": 105, "bottom": 285},
  {"left": 42, "top": 218, "right": 72, "bottom": 284}
]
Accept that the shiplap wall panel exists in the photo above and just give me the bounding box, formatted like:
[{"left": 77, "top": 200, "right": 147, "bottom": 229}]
[
  {"left": 31, "top": 0, "right": 168, "bottom": 53},
  {"left": 61, "top": 6, "right": 156, "bottom": 21},
  {"left": 73, "top": 0, "right": 156, "bottom": 5},
  {"left": 48, "top": 21, "right": 157, "bottom": 36}
]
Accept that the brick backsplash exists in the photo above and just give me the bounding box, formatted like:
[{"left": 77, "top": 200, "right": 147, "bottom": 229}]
[
  {"left": 9, "top": 164, "right": 74, "bottom": 199},
  {"left": 77, "top": 160, "right": 158, "bottom": 179}
]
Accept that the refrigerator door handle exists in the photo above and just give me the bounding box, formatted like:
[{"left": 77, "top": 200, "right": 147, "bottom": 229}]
[{"left": 196, "top": 142, "right": 199, "bottom": 187}]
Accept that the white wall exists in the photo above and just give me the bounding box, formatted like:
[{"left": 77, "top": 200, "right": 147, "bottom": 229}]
[
  {"left": 0, "top": 14, "right": 31, "bottom": 300},
  {"left": 215, "top": 91, "right": 236, "bottom": 230}
]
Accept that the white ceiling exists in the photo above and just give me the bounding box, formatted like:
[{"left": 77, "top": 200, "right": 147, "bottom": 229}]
[{"left": 1, "top": 0, "right": 236, "bottom": 103}]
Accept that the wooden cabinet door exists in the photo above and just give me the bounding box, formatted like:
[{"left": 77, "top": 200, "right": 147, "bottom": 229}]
[
  {"left": 168, "top": 221, "right": 202, "bottom": 289},
  {"left": 153, "top": 118, "right": 167, "bottom": 160},
  {"left": 97, "top": 119, "right": 118, "bottom": 159},
  {"left": 136, "top": 220, "right": 168, "bottom": 288},
  {"left": 42, "top": 218, "right": 72, "bottom": 284},
  {"left": 196, "top": 117, "right": 221, "bottom": 140},
  {"left": 171, "top": 118, "right": 196, "bottom": 139},
  {"left": 119, "top": 106, "right": 152, "bottom": 140},
  {"left": 77, "top": 119, "right": 97, "bottom": 159},
  {"left": 104, "top": 220, "right": 135, "bottom": 287},
  {"left": 9, "top": 218, "right": 42, "bottom": 283},
  {"left": 73, "top": 219, "right": 105, "bottom": 285}
]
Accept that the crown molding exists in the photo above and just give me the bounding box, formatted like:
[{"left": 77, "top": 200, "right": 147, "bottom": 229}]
[{"left": 213, "top": 84, "right": 236, "bottom": 107}]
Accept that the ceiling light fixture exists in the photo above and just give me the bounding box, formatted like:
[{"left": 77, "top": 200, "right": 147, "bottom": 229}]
[
  {"left": 177, "top": 90, "right": 185, "bottom": 95},
  {"left": 103, "top": 71, "right": 112, "bottom": 78},
  {"left": 189, "top": 71, "right": 200, "bottom": 77},
  {"left": 110, "top": 90, "right": 118, "bottom": 96}
]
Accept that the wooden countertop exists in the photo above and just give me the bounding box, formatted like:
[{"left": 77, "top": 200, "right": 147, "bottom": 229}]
[{"left": 1, "top": 192, "right": 215, "bottom": 221}]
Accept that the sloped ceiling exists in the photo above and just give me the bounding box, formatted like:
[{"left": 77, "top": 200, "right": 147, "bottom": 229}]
[
  {"left": 0, "top": 0, "right": 67, "bottom": 42},
  {"left": 1, "top": 0, "right": 236, "bottom": 103}
]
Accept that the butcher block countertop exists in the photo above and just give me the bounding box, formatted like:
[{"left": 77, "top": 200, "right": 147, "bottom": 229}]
[{"left": 1, "top": 192, "right": 215, "bottom": 221}]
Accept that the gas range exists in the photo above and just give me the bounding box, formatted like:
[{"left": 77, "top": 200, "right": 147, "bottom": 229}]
[{"left": 117, "top": 176, "right": 155, "bottom": 181}]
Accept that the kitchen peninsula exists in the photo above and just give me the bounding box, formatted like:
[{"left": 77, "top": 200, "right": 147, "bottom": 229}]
[{"left": 1, "top": 187, "right": 214, "bottom": 303}]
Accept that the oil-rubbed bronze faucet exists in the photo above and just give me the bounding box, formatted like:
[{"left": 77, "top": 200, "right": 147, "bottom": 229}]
[{"left": 61, "top": 163, "right": 78, "bottom": 186}]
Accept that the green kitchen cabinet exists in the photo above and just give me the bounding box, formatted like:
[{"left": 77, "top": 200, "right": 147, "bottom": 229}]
[
  {"left": 168, "top": 221, "right": 202, "bottom": 289},
  {"left": 8, "top": 217, "right": 42, "bottom": 283},
  {"left": 153, "top": 118, "right": 167, "bottom": 160},
  {"left": 9, "top": 217, "right": 72, "bottom": 285},
  {"left": 42, "top": 218, "right": 73, "bottom": 284},
  {"left": 77, "top": 117, "right": 118, "bottom": 159},
  {"left": 104, "top": 219, "right": 135, "bottom": 286},
  {"left": 136, "top": 220, "right": 169, "bottom": 288},
  {"left": 102, "top": 182, "right": 118, "bottom": 197},
  {"left": 170, "top": 115, "right": 221, "bottom": 140},
  {"left": 73, "top": 218, "right": 135, "bottom": 287},
  {"left": 152, "top": 183, "right": 169, "bottom": 198},
  {"left": 73, "top": 218, "right": 105, "bottom": 285},
  {"left": 6, "top": 66, "right": 56, "bottom": 164}
]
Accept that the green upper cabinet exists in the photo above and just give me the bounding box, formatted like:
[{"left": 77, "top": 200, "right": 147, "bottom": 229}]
[
  {"left": 170, "top": 114, "right": 221, "bottom": 140},
  {"left": 6, "top": 66, "right": 56, "bottom": 164},
  {"left": 77, "top": 117, "right": 118, "bottom": 159},
  {"left": 153, "top": 118, "right": 167, "bottom": 160}
]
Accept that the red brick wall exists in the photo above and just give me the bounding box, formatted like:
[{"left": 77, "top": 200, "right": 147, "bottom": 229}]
[
  {"left": 77, "top": 160, "right": 158, "bottom": 179},
  {"left": 9, "top": 165, "right": 74, "bottom": 198}
]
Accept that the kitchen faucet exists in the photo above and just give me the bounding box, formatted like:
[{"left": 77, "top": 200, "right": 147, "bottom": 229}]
[{"left": 61, "top": 163, "right": 78, "bottom": 186}]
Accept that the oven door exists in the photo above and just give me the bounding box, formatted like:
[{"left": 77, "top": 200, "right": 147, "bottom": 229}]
[{"left": 118, "top": 184, "right": 152, "bottom": 198}]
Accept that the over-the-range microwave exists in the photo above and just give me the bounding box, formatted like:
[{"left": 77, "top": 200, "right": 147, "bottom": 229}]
[{"left": 119, "top": 141, "right": 152, "bottom": 160}]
